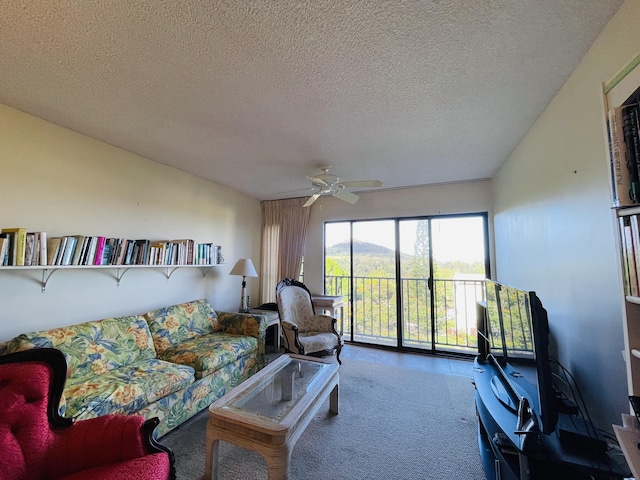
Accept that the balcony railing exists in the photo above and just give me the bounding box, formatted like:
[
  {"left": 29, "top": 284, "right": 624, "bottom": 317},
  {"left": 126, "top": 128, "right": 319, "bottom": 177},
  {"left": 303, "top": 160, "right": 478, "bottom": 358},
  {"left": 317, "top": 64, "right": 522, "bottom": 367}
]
[{"left": 325, "top": 275, "right": 486, "bottom": 354}]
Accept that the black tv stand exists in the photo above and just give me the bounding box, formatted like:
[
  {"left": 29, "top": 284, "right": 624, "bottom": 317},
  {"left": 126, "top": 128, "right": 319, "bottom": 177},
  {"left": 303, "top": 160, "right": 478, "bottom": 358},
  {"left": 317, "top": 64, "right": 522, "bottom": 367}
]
[{"left": 474, "top": 356, "right": 628, "bottom": 480}]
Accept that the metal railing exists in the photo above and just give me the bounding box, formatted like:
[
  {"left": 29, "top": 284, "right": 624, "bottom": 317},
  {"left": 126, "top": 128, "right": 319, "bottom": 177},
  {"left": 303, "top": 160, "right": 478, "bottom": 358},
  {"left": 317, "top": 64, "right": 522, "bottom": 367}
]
[{"left": 325, "top": 275, "right": 485, "bottom": 354}]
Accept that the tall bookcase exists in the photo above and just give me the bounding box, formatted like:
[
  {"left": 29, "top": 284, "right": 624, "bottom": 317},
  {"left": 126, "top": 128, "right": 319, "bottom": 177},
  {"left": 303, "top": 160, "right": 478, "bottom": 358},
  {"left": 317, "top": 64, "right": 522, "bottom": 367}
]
[
  {"left": 604, "top": 53, "right": 640, "bottom": 397},
  {"left": 604, "top": 52, "right": 640, "bottom": 477}
]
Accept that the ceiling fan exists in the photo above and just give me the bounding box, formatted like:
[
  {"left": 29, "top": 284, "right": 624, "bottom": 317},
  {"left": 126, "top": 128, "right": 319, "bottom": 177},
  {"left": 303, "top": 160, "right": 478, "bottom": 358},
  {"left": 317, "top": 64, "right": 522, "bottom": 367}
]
[{"left": 303, "top": 165, "right": 382, "bottom": 207}]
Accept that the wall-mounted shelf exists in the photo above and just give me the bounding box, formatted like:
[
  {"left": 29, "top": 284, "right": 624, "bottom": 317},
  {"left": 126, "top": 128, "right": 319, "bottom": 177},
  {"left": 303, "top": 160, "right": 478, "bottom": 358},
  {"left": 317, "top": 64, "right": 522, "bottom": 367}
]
[{"left": 0, "top": 264, "right": 221, "bottom": 292}]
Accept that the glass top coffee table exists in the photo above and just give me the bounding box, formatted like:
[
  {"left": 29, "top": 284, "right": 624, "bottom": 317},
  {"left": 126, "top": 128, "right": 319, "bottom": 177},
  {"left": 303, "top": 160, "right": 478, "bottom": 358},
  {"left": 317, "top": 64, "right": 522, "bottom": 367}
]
[{"left": 204, "top": 354, "right": 339, "bottom": 480}]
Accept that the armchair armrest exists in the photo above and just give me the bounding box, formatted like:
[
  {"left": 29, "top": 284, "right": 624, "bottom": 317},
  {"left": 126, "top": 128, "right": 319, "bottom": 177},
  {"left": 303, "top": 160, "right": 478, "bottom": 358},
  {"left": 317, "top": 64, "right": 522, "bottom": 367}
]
[
  {"left": 280, "top": 319, "right": 298, "bottom": 331},
  {"left": 51, "top": 415, "right": 173, "bottom": 478},
  {"left": 310, "top": 314, "right": 338, "bottom": 332}
]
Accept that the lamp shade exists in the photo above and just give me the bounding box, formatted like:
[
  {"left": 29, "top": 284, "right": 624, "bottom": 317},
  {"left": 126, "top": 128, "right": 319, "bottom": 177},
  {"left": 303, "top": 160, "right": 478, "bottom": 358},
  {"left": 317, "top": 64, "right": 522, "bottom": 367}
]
[{"left": 229, "top": 258, "right": 258, "bottom": 277}]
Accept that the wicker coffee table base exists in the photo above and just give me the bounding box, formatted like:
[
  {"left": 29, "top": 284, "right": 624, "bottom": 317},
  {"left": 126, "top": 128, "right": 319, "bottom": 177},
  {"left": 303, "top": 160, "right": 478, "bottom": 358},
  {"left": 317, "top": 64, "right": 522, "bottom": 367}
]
[{"left": 204, "top": 355, "right": 339, "bottom": 480}]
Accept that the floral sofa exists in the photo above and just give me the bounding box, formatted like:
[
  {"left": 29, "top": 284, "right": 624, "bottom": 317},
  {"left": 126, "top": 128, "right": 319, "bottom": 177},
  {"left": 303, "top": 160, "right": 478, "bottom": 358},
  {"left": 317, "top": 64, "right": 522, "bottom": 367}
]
[{"left": 0, "top": 299, "right": 267, "bottom": 437}]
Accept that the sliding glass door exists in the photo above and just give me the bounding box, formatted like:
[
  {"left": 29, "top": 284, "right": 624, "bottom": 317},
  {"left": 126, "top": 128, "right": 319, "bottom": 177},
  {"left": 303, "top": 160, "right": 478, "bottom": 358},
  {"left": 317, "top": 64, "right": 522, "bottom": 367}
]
[
  {"left": 352, "top": 220, "right": 397, "bottom": 346},
  {"left": 325, "top": 214, "right": 488, "bottom": 353}
]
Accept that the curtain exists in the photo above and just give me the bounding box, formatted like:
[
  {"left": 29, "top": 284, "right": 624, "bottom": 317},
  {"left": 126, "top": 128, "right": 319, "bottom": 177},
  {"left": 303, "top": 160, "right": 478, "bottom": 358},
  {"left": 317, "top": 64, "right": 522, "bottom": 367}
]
[{"left": 260, "top": 198, "right": 310, "bottom": 303}]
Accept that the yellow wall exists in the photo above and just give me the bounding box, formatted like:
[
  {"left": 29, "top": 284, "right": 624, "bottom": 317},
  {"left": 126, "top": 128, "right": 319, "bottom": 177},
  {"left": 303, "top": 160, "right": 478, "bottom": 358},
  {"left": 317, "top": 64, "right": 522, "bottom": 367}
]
[{"left": 0, "top": 104, "right": 261, "bottom": 341}]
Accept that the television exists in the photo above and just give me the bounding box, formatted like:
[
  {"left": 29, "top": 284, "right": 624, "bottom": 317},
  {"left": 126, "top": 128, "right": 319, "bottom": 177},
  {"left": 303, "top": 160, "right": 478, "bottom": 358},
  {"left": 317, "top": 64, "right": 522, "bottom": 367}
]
[
  {"left": 475, "top": 281, "right": 630, "bottom": 479},
  {"left": 480, "top": 280, "right": 558, "bottom": 435}
]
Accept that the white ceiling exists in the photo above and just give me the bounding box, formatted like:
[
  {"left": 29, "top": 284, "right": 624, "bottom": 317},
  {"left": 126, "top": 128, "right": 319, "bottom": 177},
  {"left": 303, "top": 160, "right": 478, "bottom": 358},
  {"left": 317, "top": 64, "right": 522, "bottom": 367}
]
[{"left": 0, "top": 1, "right": 623, "bottom": 201}]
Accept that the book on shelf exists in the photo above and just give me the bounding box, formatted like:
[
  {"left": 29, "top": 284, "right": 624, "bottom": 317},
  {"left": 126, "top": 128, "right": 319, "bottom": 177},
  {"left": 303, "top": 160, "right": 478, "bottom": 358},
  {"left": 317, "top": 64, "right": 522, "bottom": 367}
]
[
  {"left": 114, "top": 239, "right": 130, "bottom": 265},
  {"left": 609, "top": 106, "right": 639, "bottom": 206},
  {"left": 46, "top": 237, "right": 62, "bottom": 266},
  {"left": 0, "top": 233, "right": 9, "bottom": 266},
  {"left": 124, "top": 240, "right": 135, "bottom": 265},
  {"left": 92, "top": 236, "right": 106, "bottom": 265},
  {"left": 70, "top": 235, "right": 86, "bottom": 265},
  {"left": 101, "top": 244, "right": 112, "bottom": 265},
  {"left": 0, "top": 230, "right": 221, "bottom": 268},
  {"left": 37, "top": 232, "right": 47, "bottom": 266},
  {"left": 132, "top": 239, "right": 150, "bottom": 265},
  {"left": 1, "top": 228, "right": 27, "bottom": 266},
  {"left": 172, "top": 239, "right": 195, "bottom": 265},
  {"left": 60, "top": 236, "right": 78, "bottom": 266},
  {"left": 623, "top": 216, "right": 640, "bottom": 297},
  {"left": 24, "top": 233, "right": 35, "bottom": 266},
  {"left": 83, "top": 237, "right": 98, "bottom": 266},
  {"left": 105, "top": 238, "right": 120, "bottom": 265},
  {"left": 0, "top": 237, "right": 8, "bottom": 267},
  {"left": 149, "top": 241, "right": 169, "bottom": 265},
  {"left": 54, "top": 237, "right": 68, "bottom": 265},
  {"left": 623, "top": 104, "right": 640, "bottom": 204}
]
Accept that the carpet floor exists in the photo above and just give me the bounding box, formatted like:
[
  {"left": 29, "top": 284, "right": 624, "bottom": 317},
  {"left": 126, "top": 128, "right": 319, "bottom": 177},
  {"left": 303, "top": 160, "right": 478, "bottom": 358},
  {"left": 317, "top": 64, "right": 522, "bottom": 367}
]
[{"left": 162, "top": 357, "right": 486, "bottom": 479}]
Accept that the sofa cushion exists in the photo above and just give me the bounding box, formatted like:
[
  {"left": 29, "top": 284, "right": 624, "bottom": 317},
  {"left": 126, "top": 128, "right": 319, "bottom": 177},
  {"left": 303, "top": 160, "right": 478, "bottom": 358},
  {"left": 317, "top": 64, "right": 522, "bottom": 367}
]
[
  {"left": 2, "top": 316, "right": 157, "bottom": 379},
  {"left": 156, "top": 333, "right": 258, "bottom": 379},
  {"left": 144, "top": 299, "right": 222, "bottom": 354},
  {"left": 63, "top": 358, "right": 194, "bottom": 419}
]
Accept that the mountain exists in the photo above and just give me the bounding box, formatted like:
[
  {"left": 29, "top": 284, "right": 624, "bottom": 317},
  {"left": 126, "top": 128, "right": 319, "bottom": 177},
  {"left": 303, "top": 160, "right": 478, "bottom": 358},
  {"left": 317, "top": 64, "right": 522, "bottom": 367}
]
[{"left": 327, "top": 240, "right": 398, "bottom": 257}]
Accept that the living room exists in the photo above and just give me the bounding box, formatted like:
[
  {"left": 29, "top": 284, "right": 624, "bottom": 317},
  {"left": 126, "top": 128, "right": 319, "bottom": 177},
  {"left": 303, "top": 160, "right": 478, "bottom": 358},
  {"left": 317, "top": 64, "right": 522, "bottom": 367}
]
[{"left": 1, "top": 1, "right": 639, "bottom": 475}]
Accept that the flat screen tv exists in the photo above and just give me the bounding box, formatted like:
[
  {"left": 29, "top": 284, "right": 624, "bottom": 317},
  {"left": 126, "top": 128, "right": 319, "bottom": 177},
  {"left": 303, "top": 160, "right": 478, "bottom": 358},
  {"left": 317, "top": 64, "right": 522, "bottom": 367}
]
[{"left": 480, "top": 280, "right": 558, "bottom": 435}]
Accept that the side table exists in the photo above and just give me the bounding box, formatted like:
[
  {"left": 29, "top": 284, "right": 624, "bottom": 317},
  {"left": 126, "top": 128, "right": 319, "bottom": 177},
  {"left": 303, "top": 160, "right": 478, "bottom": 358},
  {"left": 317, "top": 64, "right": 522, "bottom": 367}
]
[
  {"left": 311, "top": 294, "right": 345, "bottom": 336},
  {"left": 247, "top": 308, "right": 281, "bottom": 352}
]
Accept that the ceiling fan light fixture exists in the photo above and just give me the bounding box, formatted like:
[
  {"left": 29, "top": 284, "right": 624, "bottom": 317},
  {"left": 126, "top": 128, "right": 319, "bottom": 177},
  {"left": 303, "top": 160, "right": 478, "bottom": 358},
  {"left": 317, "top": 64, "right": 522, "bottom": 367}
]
[{"left": 302, "top": 165, "right": 382, "bottom": 208}]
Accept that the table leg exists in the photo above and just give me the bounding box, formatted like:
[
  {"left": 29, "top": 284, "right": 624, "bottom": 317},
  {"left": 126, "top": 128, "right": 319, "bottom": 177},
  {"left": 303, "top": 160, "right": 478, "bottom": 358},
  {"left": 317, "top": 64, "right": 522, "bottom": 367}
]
[
  {"left": 330, "top": 383, "right": 339, "bottom": 414},
  {"left": 204, "top": 434, "right": 220, "bottom": 480},
  {"left": 265, "top": 446, "right": 292, "bottom": 480}
]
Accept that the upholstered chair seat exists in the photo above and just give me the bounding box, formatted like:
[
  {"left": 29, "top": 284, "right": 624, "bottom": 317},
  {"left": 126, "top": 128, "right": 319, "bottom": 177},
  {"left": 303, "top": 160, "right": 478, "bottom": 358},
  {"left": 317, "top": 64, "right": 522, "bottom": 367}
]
[
  {"left": 276, "top": 278, "right": 342, "bottom": 364},
  {"left": 0, "top": 348, "right": 175, "bottom": 480}
]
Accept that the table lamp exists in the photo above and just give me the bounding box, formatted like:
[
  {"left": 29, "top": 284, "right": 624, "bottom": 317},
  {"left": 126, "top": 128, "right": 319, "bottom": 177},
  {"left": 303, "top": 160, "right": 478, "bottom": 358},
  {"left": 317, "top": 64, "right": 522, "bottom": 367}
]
[{"left": 230, "top": 258, "right": 258, "bottom": 312}]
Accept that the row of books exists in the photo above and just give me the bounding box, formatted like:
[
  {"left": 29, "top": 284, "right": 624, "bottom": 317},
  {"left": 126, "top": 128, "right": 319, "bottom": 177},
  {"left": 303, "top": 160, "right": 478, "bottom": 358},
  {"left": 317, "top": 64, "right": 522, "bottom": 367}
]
[
  {"left": 607, "top": 101, "right": 640, "bottom": 207},
  {"left": 0, "top": 228, "right": 222, "bottom": 267},
  {"left": 620, "top": 215, "right": 640, "bottom": 297}
]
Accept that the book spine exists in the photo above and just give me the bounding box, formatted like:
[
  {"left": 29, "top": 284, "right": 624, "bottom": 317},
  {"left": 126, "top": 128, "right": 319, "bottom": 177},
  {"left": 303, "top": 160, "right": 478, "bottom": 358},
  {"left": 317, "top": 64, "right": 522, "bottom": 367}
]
[
  {"left": 1, "top": 233, "right": 10, "bottom": 266},
  {"left": 24, "top": 233, "right": 35, "bottom": 266},
  {"left": 623, "top": 105, "right": 640, "bottom": 204},
  {"left": 624, "top": 216, "right": 639, "bottom": 296},
  {"left": 84, "top": 237, "right": 97, "bottom": 266},
  {"left": 0, "top": 237, "right": 8, "bottom": 267},
  {"left": 61, "top": 236, "right": 78, "bottom": 266},
  {"left": 2, "top": 229, "right": 28, "bottom": 266},
  {"left": 55, "top": 237, "right": 67, "bottom": 265},
  {"left": 93, "top": 236, "right": 106, "bottom": 265},
  {"left": 38, "top": 232, "right": 47, "bottom": 266},
  {"left": 70, "top": 236, "right": 85, "bottom": 265},
  {"left": 610, "top": 107, "right": 637, "bottom": 206}
]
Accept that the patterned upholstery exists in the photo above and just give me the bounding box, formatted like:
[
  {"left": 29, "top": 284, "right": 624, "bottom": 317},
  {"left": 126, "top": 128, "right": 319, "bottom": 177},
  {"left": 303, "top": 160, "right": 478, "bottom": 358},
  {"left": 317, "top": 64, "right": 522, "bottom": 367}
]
[
  {"left": 276, "top": 278, "right": 342, "bottom": 364},
  {"left": 1, "top": 300, "right": 267, "bottom": 437},
  {"left": 0, "top": 348, "right": 174, "bottom": 480}
]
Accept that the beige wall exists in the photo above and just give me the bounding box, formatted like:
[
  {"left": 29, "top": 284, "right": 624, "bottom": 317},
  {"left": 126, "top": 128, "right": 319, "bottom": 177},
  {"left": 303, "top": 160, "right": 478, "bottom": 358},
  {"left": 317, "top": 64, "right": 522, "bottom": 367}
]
[
  {"left": 303, "top": 180, "right": 493, "bottom": 295},
  {"left": 0, "top": 104, "right": 262, "bottom": 342},
  {"left": 492, "top": 0, "right": 640, "bottom": 429}
]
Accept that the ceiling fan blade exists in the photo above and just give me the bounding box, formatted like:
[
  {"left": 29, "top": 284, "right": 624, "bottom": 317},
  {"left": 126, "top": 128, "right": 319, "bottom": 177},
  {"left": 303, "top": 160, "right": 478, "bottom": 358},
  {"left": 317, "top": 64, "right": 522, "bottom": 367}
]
[
  {"left": 307, "top": 175, "right": 328, "bottom": 186},
  {"left": 341, "top": 180, "right": 383, "bottom": 188},
  {"left": 334, "top": 189, "right": 359, "bottom": 204},
  {"left": 303, "top": 193, "right": 321, "bottom": 207},
  {"left": 266, "top": 187, "right": 314, "bottom": 197}
]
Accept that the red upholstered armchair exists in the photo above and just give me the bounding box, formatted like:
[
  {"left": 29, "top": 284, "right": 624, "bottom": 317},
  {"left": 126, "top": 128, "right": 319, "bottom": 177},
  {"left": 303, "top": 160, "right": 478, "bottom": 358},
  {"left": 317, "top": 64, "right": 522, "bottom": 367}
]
[{"left": 0, "top": 348, "right": 175, "bottom": 480}]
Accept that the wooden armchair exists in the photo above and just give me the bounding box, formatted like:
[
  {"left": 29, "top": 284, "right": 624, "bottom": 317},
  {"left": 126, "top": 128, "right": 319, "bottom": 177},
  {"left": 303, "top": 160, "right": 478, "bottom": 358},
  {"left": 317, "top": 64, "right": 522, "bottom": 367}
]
[
  {"left": 0, "top": 347, "right": 175, "bottom": 480},
  {"left": 276, "top": 278, "right": 342, "bottom": 364}
]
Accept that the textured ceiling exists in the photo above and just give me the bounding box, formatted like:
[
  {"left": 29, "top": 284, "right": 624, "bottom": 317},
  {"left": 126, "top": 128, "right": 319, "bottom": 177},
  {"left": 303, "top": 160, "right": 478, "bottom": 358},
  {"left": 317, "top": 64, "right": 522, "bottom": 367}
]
[{"left": 0, "top": 1, "right": 623, "bottom": 201}]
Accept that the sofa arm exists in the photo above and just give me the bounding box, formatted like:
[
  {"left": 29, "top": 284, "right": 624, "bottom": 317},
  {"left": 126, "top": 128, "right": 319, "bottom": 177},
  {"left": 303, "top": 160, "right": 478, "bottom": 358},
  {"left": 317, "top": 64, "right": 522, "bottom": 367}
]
[
  {"left": 50, "top": 415, "right": 173, "bottom": 478},
  {"left": 217, "top": 311, "right": 269, "bottom": 361}
]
